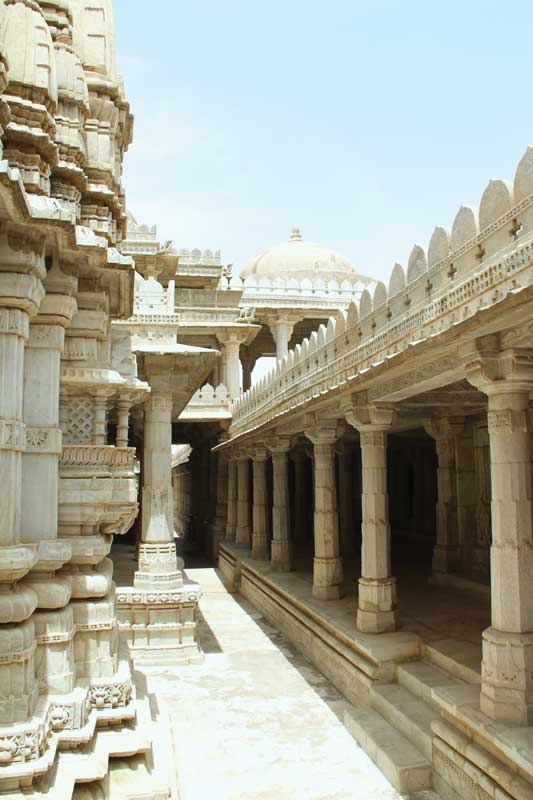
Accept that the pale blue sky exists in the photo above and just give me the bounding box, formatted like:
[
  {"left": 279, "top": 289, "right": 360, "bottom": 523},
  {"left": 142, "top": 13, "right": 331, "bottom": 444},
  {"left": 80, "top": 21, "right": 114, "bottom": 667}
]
[{"left": 115, "top": 0, "right": 533, "bottom": 284}]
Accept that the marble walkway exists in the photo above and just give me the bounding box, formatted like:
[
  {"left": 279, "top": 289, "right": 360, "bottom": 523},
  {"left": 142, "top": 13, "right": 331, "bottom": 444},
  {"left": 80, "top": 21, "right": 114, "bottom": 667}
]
[{"left": 132, "top": 562, "right": 438, "bottom": 800}]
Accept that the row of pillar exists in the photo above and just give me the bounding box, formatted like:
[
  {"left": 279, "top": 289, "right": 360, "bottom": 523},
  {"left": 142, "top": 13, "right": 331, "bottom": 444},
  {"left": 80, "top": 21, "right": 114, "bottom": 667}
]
[{"left": 217, "top": 370, "right": 533, "bottom": 725}]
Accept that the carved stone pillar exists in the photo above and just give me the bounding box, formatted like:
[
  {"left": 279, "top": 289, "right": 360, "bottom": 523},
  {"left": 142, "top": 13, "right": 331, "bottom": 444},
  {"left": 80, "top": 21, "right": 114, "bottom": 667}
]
[
  {"left": 225, "top": 457, "right": 237, "bottom": 542},
  {"left": 93, "top": 390, "right": 109, "bottom": 445},
  {"left": 219, "top": 335, "right": 241, "bottom": 400},
  {"left": 466, "top": 346, "right": 533, "bottom": 724},
  {"left": 305, "top": 428, "right": 343, "bottom": 599},
  {"left": 473, "top": 422, "right": 492, "bottom": 575},
  {"left": 118, "top": 390, "right": 202, "bottom": 665},
  {"left": 455, "top": 421, "right": 477, "bottom": 569},
  {"left": 251, "top": 446, "right": 269, "bottom": 559},
  {"left": 140, "top": 393, "right": 177, "bottom": 557},
  {"left": 292, "top": 449, "right": 307, "bottom": 543},
  {"left": 337, "top": 441, "right": 355, "bottom": 559},
  {"left": 116, "top": 394, "right": 132, "bottom": 448},
  {"left": 235, "top": 454, "right": 251, "bottom": 546},
  {"left": 21, "top": 321, "right": 74, "bottom": 696},
  {"left": 425, "top": 417, "right": 462, "bottom": 575},
  {"left": 241, "top": 350, "right": 256, "bottom": 393},
  {"left": 346, "top": 405, "right": 397, "bottom": 633},
  {"left": 268, "top": 438, "right": 292, "bottom": 571},
  {"left": 211, "top": 443, "right": 228, "bottom": 562},
  {"left": 0, "top": 249, "right": 45, "bottom": 742},
  {"left": 270, "top": 318, "right": 294, "bottom": 360}
]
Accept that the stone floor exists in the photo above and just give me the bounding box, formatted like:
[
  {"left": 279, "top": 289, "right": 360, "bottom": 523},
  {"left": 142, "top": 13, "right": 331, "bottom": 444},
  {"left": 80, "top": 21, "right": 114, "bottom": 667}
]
[{"left": 112, "top": 544, "right": 437, "bottom": 799}]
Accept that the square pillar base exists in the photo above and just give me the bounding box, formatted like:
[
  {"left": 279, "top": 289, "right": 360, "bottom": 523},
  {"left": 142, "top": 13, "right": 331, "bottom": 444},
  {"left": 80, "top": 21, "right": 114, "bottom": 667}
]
[
  {"left": 271, "top": 540, "right": 292, "bottom": 572},
  {"left": 252, "top": 535, "right": 268, "bottom": 560},
  {"left": 356, "top": 576, "right": 397, "bottom": 633},
  {"left": 116, "top": 582, "right": 204, "bottom": 666},
  {"left": 480, "top": 626, "right": 533, "bottom": 725},
  {"left": 312, "top": 556, "right": 344, "bottom": 600},
  {"left": 432, "top": 544, "right": 461, "bottom": 575}
]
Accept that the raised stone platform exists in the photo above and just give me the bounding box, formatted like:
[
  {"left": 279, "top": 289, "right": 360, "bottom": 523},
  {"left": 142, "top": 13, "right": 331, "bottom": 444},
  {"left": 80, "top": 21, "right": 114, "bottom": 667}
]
[{"left": 219, "top": 542, "right": 533, "bottom": 800}]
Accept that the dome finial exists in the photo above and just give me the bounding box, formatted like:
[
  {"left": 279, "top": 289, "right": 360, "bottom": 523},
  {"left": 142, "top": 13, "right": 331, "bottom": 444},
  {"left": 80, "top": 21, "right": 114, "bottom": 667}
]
[{"left": 290, "top": 226, "right": 302, "bottom": 241}]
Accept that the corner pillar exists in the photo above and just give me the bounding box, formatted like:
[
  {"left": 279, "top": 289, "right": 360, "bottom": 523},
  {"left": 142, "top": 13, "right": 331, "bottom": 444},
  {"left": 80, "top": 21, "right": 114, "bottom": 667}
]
[{"left": 466, "top": 346, "right": 533, "bottom": 724}]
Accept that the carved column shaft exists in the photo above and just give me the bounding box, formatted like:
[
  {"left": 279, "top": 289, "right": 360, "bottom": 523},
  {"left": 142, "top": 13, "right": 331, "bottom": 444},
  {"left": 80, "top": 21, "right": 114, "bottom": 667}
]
[
  {"left": 211, "top": 451, "right": 228, "bottom": 561},
  {"left": 480, "top": 391, "right": 533, "bottom": 724},
  {"left": 309, "top": 435, "right": 343, "bottom": 600},
  {"left": 225, "top": 459, "right": 237, "bottom": 542},
  {"left": 337, "top": 447, "right": 354, "bottom": 558},
  {"left": 252, "top": 451, "right": 269, "bottom": 559},
  {"left": 93, "top": 393, "right": 108, "bottom": 445},
  {"left": 137, "top": 392, "right": 182, "bottom": 589},
  {"left": 292, "top": 450, "right": 307, "bottom": 543},
  {"left": 116, "top": 397, "right": 131, "bottom": 448},
  {"left": 357, "top": 428, "right": 397, "bottom": 633},
  {"left": 224, "top": 341, "right": 241, "bottom": 400},
  {"left": 430, "top": 424, "right": 461, "bottom": 574},
  {"left": 21, "top": 322, "right": 74, "bottom": 695},
  {"left": 0, "top": 308, "right": 28, "bottom": 547},
  {"left": 235, "top": 456, "right": 251, "bottom": 546},
  {"left": 270, "top": 445, "right": 292, "bottom": 571}
]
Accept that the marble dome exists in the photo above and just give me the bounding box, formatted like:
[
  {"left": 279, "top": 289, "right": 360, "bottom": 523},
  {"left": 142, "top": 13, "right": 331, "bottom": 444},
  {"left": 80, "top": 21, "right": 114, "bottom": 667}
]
[{"left": 240, "top": 227, "right": 358, "bottom": 281}]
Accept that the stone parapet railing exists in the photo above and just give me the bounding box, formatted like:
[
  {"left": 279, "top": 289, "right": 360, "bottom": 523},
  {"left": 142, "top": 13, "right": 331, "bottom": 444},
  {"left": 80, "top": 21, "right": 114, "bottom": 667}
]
[
  {"left": 232, "top": 149, "right": 533, "bottom": 436},
  {"left": 178, "top": 247, "right": 222, "bottom": 266},
  {"left": 240, "top": 275, "right": 371, "bottom": 308}
]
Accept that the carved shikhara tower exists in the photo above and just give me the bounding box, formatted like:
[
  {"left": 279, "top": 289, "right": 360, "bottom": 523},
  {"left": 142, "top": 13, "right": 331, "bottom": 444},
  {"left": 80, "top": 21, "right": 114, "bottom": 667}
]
[{"left": 0, "top": 0, "right": 150, "bottom": 795}]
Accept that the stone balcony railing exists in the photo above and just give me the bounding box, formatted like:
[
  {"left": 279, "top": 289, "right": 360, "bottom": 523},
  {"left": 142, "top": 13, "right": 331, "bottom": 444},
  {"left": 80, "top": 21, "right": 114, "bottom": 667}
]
[
  {"left": 60, "top": 445, "right": 136, "bottom": 475},
  {"left": 239, "top": 275, "right": 371, "bottom": 310},
  {"left": 232, "top": 149, "right": 533, "bottom": 437}
]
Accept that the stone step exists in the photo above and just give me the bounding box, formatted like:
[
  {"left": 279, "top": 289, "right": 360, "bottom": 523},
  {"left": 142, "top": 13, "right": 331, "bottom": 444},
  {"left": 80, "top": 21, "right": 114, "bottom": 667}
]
[
  {"left": 423, "top": 638, "right": 482, "bottom": 685},
  {"left": 344, "top": 704, "right": 432, "bottom": 795},
  {"left": 72, "top": 755, "right": 170, "bottom": 800},
  {"left": 372, "top": 682, "right": 437, "bottom": 761},
  {"left": 397, "top": 660, "right": 464, "bottom": 707}
]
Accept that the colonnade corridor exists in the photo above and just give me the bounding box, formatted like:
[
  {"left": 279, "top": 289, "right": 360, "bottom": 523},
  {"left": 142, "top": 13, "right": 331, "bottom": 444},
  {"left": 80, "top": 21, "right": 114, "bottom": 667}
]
[{"left": 112, "top": 544, "right": 437, "bottom": 800}]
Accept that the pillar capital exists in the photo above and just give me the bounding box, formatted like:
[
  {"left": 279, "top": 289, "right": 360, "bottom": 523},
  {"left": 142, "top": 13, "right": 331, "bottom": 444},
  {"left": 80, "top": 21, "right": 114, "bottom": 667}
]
[
  {"left": 304, "top": 425, "right": 339, "bottom": 447},
  {"left": 265, "top": 435, "right": 292, "bottom": 455},
  {"left": 423, "top": 414, "right": 465, "bottom": 441},
  {"left": 251, "top": 444, "right": 269, "bottom": 462},
  {"left": 465, "top": 344, "right": 533, "bottom": 395},
  {"left": 345, "top": 403, "right": 396, "bottom": 432}
]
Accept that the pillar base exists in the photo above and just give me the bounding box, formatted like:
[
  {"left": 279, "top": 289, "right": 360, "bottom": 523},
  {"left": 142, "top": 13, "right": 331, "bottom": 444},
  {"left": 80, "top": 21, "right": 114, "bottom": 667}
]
[
  {"left": 134, "top": 542, "right": 183, "bottom": 590},
  {"left": 432, "top": 544, "right": 461, "bottom": 575},
  {"left": 235, "top": 526, "right": 250, "bottom": 547},
  {"left": 356, "top": 576, "right": 397, "bottom": 633},
  {"left": 252, "top": 535, "right": 269, "bottom": 561},
  {"left": 116, "top": 582, "right": 204, "bottom": 666},
  {"left": 480, "top": 626, "right": 533, "bottom": 725},
  {"left": 312, "top": 556, "right": 344, "bottom": 600},
  {"left": 271, "top": 540, "right": 292, "bottom": 572}
]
